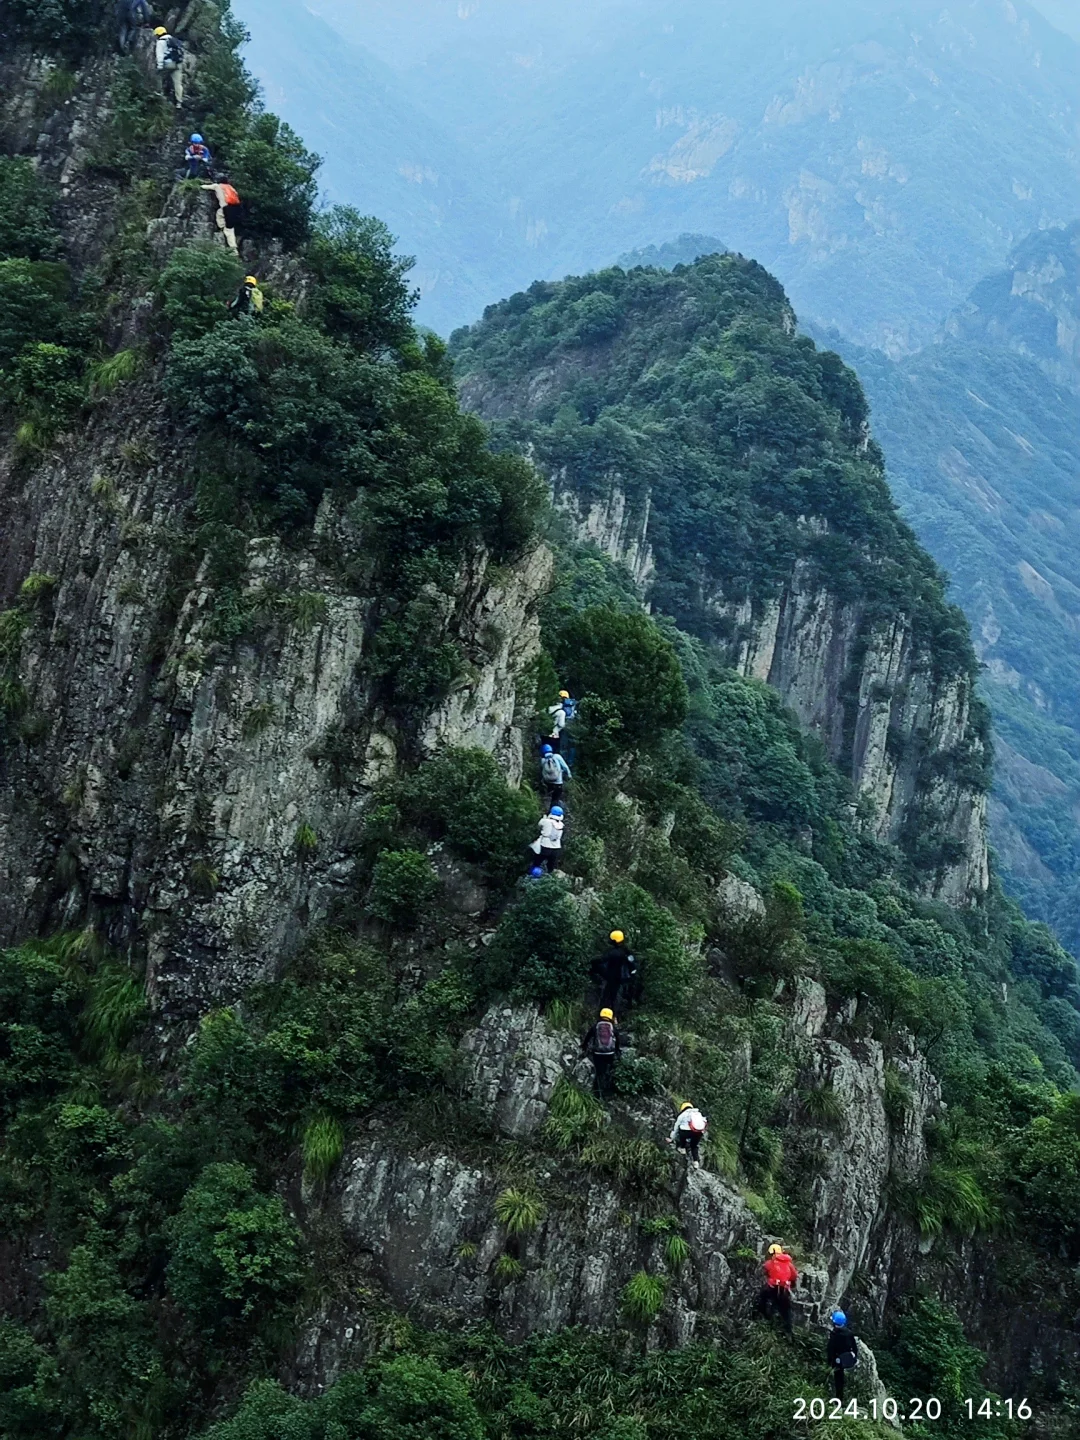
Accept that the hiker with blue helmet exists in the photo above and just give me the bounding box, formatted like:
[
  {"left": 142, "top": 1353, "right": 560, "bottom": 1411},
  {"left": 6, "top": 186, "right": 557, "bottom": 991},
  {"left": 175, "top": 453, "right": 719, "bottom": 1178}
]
[
  {"left": 827, "top": 1309, "right": 858, "bottom": 1398},
  {"left": 183, "top": 133, "right": 212, "bottom": 179},
  {"left": 534, "top": 806, "right": 564, "bottom": 871},
  {"left": 539, "top": 742, "right": 571, "bottom": 808}
]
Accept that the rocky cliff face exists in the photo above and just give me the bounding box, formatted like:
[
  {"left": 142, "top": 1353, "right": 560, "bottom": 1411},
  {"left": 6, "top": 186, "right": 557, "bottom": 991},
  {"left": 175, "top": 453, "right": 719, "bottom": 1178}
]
[
  {"left": 534, "top": 466, "right": 989, "bottom": 906},
  {"left": 306, "top": 985, "right": 921, "bottom": 1362},
  {"left": 0, "top": 35, "right": 555, "bottom": 1019},
  {"left": 0, "top": 415, "right": 549, "bottom": 1017}
]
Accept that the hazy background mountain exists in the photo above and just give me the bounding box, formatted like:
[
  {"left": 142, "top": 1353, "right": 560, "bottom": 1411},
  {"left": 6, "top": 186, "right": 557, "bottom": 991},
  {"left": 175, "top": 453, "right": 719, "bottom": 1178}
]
[
  {"left": 238, "top": 0, "right": 1080, "bottom": 344},
  {"left": 235, "top": 0, "right": 1080, "bottom": 951},
  {"left": 818, "top": 223, "right": 1080, "bottom": 950}
]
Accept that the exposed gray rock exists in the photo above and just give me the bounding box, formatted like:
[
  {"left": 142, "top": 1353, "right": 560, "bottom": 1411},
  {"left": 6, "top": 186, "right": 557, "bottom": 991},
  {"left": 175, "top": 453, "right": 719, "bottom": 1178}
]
[
  {"left": 716, "top": 871, "right": 767, "bottom": 922},
  {"left": 713, "top": 559, "right": 989, "bottom": 907},
  {"left": 458, "top": 1006, "right": 577, "bottom": 1138},
  {"left": 792, "top": 976, "right": 828, "bottom": 1039},
  {"left": 335, "top": 1138, "right": 765, "bottom": 1343}
]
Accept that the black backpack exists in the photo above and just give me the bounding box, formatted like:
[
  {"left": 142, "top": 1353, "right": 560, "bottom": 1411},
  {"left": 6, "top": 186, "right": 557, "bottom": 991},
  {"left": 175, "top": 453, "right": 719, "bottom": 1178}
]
[{"left": 165, "top": 36, "right": 183, "bottom": 64}]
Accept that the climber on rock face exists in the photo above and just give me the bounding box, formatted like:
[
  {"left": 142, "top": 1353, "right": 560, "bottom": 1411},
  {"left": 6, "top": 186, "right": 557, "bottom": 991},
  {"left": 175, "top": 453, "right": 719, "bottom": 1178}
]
[
  {"left": 595, "top": 930, "right": 638, "bottom": 1011},
  {"left": 827, "top": 1309, "right": 859, "bottom": 1399},
  {"left": 759, "top": 1243, "right": 798, "bottom": 1334},
  {"left": 547, "top": 691, "right": 570, "bottom": 752},
  {"left": 668, "top": 1099, "right": 708, "bottom": 1169},
  {"left": 534, "top": 805, "right": 564, "bottom": 871},
  {"left": 155, "top": 26, "right": 185, "bottom": 107},
  {"left": 116, "top": 0, "right": 152, "bottom": 54},
  {"left": 201, "top": 179, "right": 242, "bottom": 253},
  {"left": 582, "top": 1006, "right": 620, "bottom": 1098},
  {"left": 229, "top": 275, "right": 264, "bottom": 317},
  {"left": 540, "top": 743, "right": 571, "bottom": 808},
  {"left": 183, "top": 132, "right": 212, "bottom": 179}
]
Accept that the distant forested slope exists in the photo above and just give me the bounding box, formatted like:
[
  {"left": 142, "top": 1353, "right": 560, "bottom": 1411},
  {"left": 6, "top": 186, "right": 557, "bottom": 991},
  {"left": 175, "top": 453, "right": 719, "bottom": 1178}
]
[{"left": 824, "top": 224, "right": 1080, "bottom": 952}]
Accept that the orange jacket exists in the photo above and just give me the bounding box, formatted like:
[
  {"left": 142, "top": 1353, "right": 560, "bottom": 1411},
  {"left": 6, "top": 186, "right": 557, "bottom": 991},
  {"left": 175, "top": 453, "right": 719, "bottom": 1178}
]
[{"left": 763, "top": 1253, "right": 798, "bottom": 1289}]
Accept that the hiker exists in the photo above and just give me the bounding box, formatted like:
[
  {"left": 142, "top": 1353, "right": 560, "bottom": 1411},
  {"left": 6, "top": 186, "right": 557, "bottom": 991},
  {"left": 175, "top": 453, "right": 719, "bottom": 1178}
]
[
  {"left": 116, "top": 0, "right": 152, "bottom": 53},
  {"left": 154, "top": 26, "right": 184, "bottom": 107},
  {"left": 759, "top": 1243, "right": 798, "bottom": 1334},
  {"left": 547, "top": 691, "right": 569, "bottom": 752},
  {"left": 533, "top": 805, "right": 564, "bottom": 871},
  {"left": 540, "top": 743, "right": 571, "bottom": 808},
  {"left": 827, "top": 1310, "right": 859, "bottom": 1399},
  {"left": 183, "top": 133, "right": 212, "bottom": 179},
  {"left": 595, "top": 930, "right": 638, "bottom": 1011},
  {"left": 582, "top": 1007, "right": 620, "bottom": 1098},
  {"left": 668, "top": 1100, "right": 708, "bottom": 1169},
  {"left": 201, "top": 178, "right": 242, "bottom": 252},
  {"left": 228, "top": 275, "right": 264, "bottom": 318}
]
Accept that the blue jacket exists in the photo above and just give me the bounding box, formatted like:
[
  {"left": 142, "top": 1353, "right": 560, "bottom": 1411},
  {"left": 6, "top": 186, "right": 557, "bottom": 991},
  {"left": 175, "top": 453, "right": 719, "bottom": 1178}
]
[{"left": 541, "top": 752, "right": 571, "bottom": 783}]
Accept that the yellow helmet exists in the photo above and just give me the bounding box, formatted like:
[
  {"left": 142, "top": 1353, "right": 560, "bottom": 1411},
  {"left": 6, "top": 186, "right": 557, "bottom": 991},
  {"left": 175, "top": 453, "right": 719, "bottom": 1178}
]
[
  {"left": 609, "top": 930, "right": 624, "bottom": 944},
  {"left": 768, "top": 1243, "right": 785, "bottom": 1255},
  {"left": 154, "top": 26, "right": 167, "bottom": 35},
  {"left": 245, "top": 276, "right": 259, "bottom": 286},
  {"left": 559, "top": 690, "right": 570, "bottom": 699},
  {"left": 599, "top": 1007, "right": 614, "bottom": 1021},
  {"left": 679, "top": 1101, "right": 694, "bottom": 1113}
]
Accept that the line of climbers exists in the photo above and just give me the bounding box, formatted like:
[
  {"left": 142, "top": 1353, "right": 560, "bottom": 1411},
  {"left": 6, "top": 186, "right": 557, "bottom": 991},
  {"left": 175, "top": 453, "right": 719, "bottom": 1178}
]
[
  {"left": 115, "top": 3, "right": 259, "bottom": 298},
  {"left": 524, "top": 686, "right": 858, "bottom": 1398},
  {"left": 179, "top": 135, "right": 264, "bottom": 314}
]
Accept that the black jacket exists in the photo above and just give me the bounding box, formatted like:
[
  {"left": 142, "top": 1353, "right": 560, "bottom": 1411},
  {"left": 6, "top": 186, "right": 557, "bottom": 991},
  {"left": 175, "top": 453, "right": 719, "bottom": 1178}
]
[
  {"left": 827, "top": 1326, "right": 858, "bottom": 1364},
  {"left": 597, "top": 944, "right": 637, "bottom": 982}
]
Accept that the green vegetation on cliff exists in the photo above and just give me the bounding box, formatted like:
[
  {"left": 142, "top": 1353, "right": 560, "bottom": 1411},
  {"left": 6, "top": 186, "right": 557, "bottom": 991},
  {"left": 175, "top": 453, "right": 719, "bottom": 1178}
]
[{"left": 1, "top": 6, "right": 1079, "bottom": 1440}]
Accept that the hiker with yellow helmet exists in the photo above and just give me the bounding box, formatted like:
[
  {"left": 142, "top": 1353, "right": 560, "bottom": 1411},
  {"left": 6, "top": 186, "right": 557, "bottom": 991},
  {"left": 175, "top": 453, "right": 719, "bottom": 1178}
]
[
  {"left": 154, "top": 24, "right": 185, "bottom": 107},
  {"left": 229, "top": 276, "right": 264, "bottom": 318},
  {"left": 546, "top": 689, "right": 571, "bottom": 752},
  {"left": 668, "top": 1099, "right": 708, "bottom": 1169},
  {"left": 595, "top": 929, "right": 638, "bottom": 1012},
  {"left": 582, "top": 1007, "right": 621, "bottom": 1099}
]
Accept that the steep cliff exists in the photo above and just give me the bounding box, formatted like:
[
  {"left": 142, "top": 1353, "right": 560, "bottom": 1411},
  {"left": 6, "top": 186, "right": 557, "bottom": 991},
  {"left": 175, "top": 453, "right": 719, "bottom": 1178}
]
[
  {"left": 452, "top": 257, "right": 991, "bottom": 906},
  {"left": 2, "top": 9, "right": 1080, "bottom": 1440}
]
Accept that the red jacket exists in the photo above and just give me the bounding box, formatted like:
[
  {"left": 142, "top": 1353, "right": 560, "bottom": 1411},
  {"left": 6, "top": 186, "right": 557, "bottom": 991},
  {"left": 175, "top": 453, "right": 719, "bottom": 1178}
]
[{"left": 763, "top": 1253, "right": 798, "bottom": 1289}]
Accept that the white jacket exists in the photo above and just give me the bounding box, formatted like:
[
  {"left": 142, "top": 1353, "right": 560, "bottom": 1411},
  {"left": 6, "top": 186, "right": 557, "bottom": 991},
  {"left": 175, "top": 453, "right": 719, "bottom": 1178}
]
[
  {"left": 548, "top": 703, "right": 567, "bottom": 736},
  {"left": 670, "top": 1107, "right": 708, "bottom": 1141},
  {"left": 537, "top": 814, "right": 564, "bottom": 849},
  {"left": 155, "top": 34, "right": 178, "bottom": 68}
]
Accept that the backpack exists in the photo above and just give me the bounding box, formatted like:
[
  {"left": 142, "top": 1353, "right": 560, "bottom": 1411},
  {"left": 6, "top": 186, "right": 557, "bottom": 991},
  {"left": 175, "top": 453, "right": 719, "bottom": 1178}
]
[
  {"left": 563, "top": 698, "right": 577, "bottom": 720},
  {"left": 837, "top": 1347, "right": 859, "bottom": 1371},
  {"left": 165, "top": 36, "right": 183, "bottom": 64},
  {"left": 594, "top": 1020, "right": 616, "bottom": 1054},
  {"left": 688, "top": 1110, "right": 707, "bottom": 1134},
  {"left": 541, "top": 753, "right": 563, "bottom": 782}
]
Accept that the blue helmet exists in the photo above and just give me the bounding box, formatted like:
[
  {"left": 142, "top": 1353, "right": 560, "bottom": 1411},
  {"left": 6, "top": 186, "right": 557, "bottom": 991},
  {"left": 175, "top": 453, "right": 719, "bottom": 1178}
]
[
  {"left": 190, "top": 133, "right": 203, "bottom": 144},
  {"left": 541, "top": 744, "right": 553, "bottom": 755},
  {"left": 529, "top": 865, "right": 544, "bottom": 878},
  {"left": 550, "top": 806, "right": 564, "bottom": 818},
  {"left": 830, "top": 1310, "right": 847, "bottom": 1327}
]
